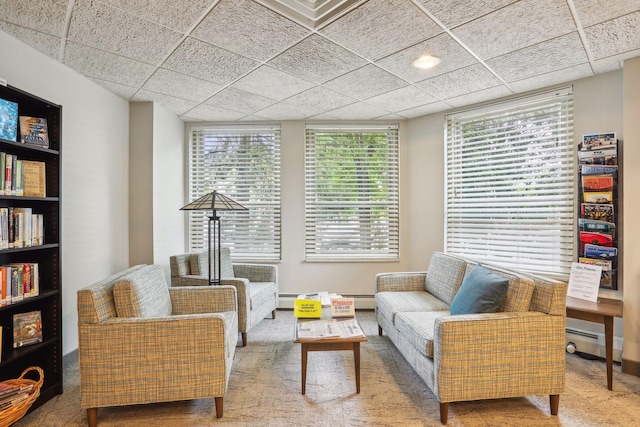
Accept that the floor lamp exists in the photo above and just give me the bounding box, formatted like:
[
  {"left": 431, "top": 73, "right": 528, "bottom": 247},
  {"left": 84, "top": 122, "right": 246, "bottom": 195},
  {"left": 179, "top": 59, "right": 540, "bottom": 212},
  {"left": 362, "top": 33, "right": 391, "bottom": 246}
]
[{"left": 180, "top": 190, "right": 248, "bottom": 285}]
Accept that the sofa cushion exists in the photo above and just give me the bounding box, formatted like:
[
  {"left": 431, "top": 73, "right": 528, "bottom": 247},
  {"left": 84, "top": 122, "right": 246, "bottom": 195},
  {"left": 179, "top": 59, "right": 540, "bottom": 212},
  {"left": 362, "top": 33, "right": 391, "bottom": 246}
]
[
  {"left": 249, "top": 282, "right": 276, "bottom": 311},
  {"left": 450, "top": 265, "right": 509, "bottom": 315},
  {"left": 425, "top": 253, "right": 468, "bottom": 305},
  {"left": 190, "top": 248, "right": 234, "bottom": 279},
  {"left": 113, "top": 265, "right": 172, "bottom": 318},
  {"left": 395, "top": 311, "right": 449, "bottom": 359},
  {"left": 375, "top": 291, "right": 449, "bottom": 326}
]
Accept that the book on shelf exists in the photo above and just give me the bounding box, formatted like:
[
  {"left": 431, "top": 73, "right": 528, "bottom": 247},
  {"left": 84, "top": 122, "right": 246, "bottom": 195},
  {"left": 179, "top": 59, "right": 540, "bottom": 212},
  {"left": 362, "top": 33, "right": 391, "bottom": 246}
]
[
  {"left": 21, "top": 160, "right": 46, "bottom": 197},
  {"left": 0, "top": 97, "right": 18, "bottom": 142},
  {"left": 12, "top": 309, "right": 43, "bottom": 348},
  {"left": 0, "top": 207, "right": 44, "bottom": 249},
  {"left": 0, "top": 263, "right": 40, "bottom": 305},
  {"left": 19, "top": 116, "right": 49, "bottom": 148},
  {"left": 4, "top": 152, "right": 12, "bottom": 195}
]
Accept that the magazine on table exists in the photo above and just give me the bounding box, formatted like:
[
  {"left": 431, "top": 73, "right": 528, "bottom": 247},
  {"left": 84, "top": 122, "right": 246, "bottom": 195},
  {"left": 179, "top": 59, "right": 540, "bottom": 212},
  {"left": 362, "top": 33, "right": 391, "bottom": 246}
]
[{"left": 296, "top": 318, "right": 365, "bottom": 340}]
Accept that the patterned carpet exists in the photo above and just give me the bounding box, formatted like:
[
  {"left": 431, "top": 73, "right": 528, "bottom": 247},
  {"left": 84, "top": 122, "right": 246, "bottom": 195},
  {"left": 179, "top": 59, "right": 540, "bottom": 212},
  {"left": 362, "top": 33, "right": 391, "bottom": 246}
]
[{"left": 15, "top": 310, "right": 640, "bottom": 427}]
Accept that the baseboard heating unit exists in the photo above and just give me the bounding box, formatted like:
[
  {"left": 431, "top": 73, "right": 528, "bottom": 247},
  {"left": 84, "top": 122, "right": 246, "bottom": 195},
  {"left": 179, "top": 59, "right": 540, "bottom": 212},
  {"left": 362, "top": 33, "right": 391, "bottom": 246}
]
[{"left": 566, "top": 327, "right": 623, "bottom": 362}]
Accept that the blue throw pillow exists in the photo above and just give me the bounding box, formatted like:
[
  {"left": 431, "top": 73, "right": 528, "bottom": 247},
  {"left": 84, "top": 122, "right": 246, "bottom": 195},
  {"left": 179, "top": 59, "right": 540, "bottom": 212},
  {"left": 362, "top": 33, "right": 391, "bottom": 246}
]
[{"left": 449, "top": 265, "right": 509, "bottom": 315}]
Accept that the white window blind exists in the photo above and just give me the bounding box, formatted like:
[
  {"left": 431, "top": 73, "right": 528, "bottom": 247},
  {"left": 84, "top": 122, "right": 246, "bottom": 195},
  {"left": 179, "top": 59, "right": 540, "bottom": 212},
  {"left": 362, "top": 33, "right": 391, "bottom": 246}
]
[
  {"left": 189, "top": 124, "right": 281, "bottom": 260},
  {"left": 445, "top": 88, "right": 574, "bottom": 276},
  {"left": 305, "top": 124, "right": 399, "bottom": 260}
]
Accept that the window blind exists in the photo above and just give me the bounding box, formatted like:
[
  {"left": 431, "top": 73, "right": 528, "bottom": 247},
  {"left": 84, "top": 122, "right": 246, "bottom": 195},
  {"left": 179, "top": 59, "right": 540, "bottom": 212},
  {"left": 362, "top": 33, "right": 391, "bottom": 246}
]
[
  {"left": 305, "top": 124, "right": 399, "bottom": 260},
  {"left": 445, "top": 88, "right": 574, "bottom": 276},
  {"left": 189, "top": 124, "right": 281, "bottom": 260}
]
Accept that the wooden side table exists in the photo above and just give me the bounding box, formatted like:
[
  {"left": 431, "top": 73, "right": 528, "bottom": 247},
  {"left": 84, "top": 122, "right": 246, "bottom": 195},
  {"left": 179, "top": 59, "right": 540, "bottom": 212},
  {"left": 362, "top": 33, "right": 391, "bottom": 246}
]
[{"left": 565, "top": 296, "right": 623, "bottom": 390}]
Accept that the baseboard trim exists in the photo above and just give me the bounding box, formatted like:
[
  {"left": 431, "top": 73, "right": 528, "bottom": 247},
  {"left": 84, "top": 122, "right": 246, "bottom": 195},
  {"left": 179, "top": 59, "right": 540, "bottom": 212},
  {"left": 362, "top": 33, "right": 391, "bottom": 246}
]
[{"left": 622, "top": 357, "right": 640, "bottom": 377}]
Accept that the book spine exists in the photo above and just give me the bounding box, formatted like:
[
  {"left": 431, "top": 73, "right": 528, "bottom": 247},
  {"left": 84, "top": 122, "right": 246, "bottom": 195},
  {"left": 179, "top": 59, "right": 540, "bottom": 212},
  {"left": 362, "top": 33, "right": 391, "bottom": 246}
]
[
  {"left": 32, "top": 263, "right": 39, "bottom": 296},
  {"left": 5, "top": 153, "right": 12, "bottom": 196},
  {"left": 0, "top": 152, "right": 5, "bottom": 195},
  {"left": 8, "top": 207, "right": 14, "bottom": 248}
]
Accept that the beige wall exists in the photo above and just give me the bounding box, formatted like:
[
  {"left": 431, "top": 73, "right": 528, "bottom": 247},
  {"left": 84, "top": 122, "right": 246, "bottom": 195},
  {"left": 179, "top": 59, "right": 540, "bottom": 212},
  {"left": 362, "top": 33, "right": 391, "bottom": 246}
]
[{"left": 0, "top": 31, "right": 131, "bottom": 356}]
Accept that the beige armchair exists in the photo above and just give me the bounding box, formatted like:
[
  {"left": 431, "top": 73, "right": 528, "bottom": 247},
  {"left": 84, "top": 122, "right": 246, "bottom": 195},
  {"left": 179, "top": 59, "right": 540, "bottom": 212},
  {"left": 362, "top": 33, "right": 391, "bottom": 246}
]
[
  {"left": 77, "top": 264, "right": 238, "bottom": 427},
  {"left": 170, "top": 248, "right": 278, "bottom": 346}
]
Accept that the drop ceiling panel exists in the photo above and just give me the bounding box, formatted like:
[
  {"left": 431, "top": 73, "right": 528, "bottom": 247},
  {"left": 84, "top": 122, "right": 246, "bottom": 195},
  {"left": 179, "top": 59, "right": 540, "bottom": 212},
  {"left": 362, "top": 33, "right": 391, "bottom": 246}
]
[
  {"left": 322, "top": 101, "right": 391, "bottom": 119},
  {"left": 584, "top": 11, "right": 640, "bottom": 60},
  {"left": 141, "top": 68, "right": 223, "bottom": 102},
  {"left": 98, "top": 0, "right": 213, "bottom": 32},
  {"left": 0, "top": 0, "right": 67, "bottom": 35},
  {"left": 89, "top": 78, "right": 138, "bottom": 100},
  {"left": 364, "top": 85, "right": 437, "bottom": 112},
  {"left": 415, "top": 0, "right": 518, "bottom": 27},
  {"left": 192, "top": 0, "right": 310, "bottom": 61},
  {"left": 320, "top": 0, "right": 442, "bottom": 60},
  {"left": 63, "top": 42, "right": 156, "bottom": 87},
  {"left": 572, "top": 0, "right": 640, "bottom": 27},
  {"left": 184, "top": 103, "right": 247, "bottom": 121},
  {"left": 132, "top": 90, "right": 199, "bottom": 116},
  {"left": 416, "top": 63, "right": 502, "bottom": 99},
  {"left": 267, "top": 34, "right": 368, "bottom": 83},
  {"left": 283, "top": 86, "right": 357, "bottom": 114},
  {"left": 323, "top": 64, "right": 408, "bottom": 100},
  {"left": 0, "top": 22, "right": 59, "bottom": 59},
  {"left": 508, "top": 63, "right": 593, "bottom": 93},
  {"left": 397, "top": 101, "right": 451, "bottom": 119},
  {"left": 452, "top": 0, "right": 576, "bottom": 60},
  {"left": 162, "top": 37, "right": 259, "bottom": 85},
  {"left": 444, "top": 85, "right": 512, "bottom": 107},
  {"left": 254, "top": 101, "right": 316, "bottom": 120},
  {"left": 205, "top": 87, "right": 277, "bottom": 115},
  {"left": 68, "top": 0, "right": 182, "bottom": 65},
  {"left": 231, "top": 66, "right": 315, "bottom": 100},
  {"left": 485, "top": 33, "right": 588, "bottom": 82}
]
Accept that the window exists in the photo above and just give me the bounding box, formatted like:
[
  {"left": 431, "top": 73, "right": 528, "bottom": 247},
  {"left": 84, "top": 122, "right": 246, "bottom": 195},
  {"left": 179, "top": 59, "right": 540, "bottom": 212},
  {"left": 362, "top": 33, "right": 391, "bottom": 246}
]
[
  {"left": 305, "top": 124, "right": 399, "bottom": 260},
  {"left": 188, "top": 124, "right": 281, "bottom": 260},
  {"left": 445, "top": 88, "right": 574, "bottom": 276}
]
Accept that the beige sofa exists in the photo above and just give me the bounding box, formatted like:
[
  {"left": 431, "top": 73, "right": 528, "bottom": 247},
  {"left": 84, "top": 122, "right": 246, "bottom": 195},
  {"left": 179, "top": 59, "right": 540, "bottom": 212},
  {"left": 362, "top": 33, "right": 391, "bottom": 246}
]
[
  {"left": 77, "top": 264, "right": 238, "bottom": 426},
  {"left": 170, "top": 248, "right": 278, "bottom": 346},
  {"left": 375, "top": 252, "right": 567, "bottom": 424}
]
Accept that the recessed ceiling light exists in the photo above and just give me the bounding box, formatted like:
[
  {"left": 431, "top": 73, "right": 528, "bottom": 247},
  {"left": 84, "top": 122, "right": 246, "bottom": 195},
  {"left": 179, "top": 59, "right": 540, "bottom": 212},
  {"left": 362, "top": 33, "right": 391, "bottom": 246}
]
[{"left": 413, "top": 55, "right": 441, "bottom": 69}]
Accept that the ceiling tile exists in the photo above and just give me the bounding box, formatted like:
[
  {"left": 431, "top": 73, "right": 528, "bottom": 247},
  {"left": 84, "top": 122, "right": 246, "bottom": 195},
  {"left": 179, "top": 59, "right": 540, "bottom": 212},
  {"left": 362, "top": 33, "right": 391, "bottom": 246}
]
[
  {"left": 183, "top": 103, "right": 247, "bottom": 121},
  {"left": 205, "top": 87, "right": 277, "bottom": 115},
  {"left": 63, "top": 41, "right": 156, "bottom": 87},
  {"left": 444, "top": 85, "right": 512, "bottom": 107},
  {"left": 416, "top": 0, "right": 517, "bottom": 27},
  {"left": 0, "top": 0, "right": 67, "bottom": 35},
  {"left": 162, "top": 37, "right": 258, "bottom": 85},
  {"left": 237, "top": 114, "right": 271, "bottom": 121},
  {"left": 131, "top": 90, "right": 199, "bottom": 116},
  {"left": 486, "top": 33, "right": 588, "bottom": 82},
  {"left": 231, "top": 66, "right": 315, "bottom": 100},
  {"left": 365, "top": 85, "right": 437, "bottom": 112},
  {"left": 573, "top": 0, "right": 640, "bottom": 27},
  {"left": 416, "top": 63, "right": 501, "bottom": 99},
  {"left": 67, "top": 0, "right": 182, "bottom": 65},
  {"left": 585, "top": 11, "right": 640, "bottom": 60},
  {"left": 452, "top": 0, "right": 576, "bottom": 60},
  {"left": 89, "top": 78, "right": 138, "bottom": 99},
  {"left": 98, "top": 0, "right": 213, "bottom": 32},
  {"left": 323, "top": 64, "right": 408, "bottom": 100},
  {"left": 376, "top": 33, "right": 477, "bottom": 83},
  {"left": 192, "top": 0, "right": 310, "bottom": 62},
  {"left": 254, "top": 101, "right": 316, "bottom": 120},
  {"left": 0, "top": 23, "right": 60, "bottom": 59},
  {"left": 142, "top": 68, "right": 223, "bottom": 102},
  {"left": 284, "top": 86, "right": 356, "bottom": 114},
  {"left": 509, "top": 63, "right": 593, "bottom": 93},
  {"left": 322, "top": 101, "right": 391, "bottom": 119},
  {"left": 267, "top": 34, "right": 368, "bottom": 83},
  {"left": 319, "top": 0, "right": 442, "bottom": 60},
  {"left": 397, "top": 101, "right": 451, "bottom": 118},
  {"left": 593, "top": 48, "right": 640, "bottom": 73}
]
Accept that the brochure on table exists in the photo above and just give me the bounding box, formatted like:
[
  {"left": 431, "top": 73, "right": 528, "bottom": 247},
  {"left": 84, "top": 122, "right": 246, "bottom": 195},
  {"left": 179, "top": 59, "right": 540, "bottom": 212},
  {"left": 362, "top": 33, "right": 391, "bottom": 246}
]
[{"left": 567, "top": 262, "right": 602, "bottom": 302}]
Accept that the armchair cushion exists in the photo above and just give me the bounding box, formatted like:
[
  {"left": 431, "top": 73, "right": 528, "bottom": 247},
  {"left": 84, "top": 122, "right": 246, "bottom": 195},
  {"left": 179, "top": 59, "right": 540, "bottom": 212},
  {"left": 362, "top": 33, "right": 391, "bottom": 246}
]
[
  {"left": 450, "top": 265, "right": 508, "bottom": 315},
  {"left": 190, "top": 248, "right": 234, "bottom": 278},
  {"left": 113, "top": 266, "right": 172, "bottom": 318}
]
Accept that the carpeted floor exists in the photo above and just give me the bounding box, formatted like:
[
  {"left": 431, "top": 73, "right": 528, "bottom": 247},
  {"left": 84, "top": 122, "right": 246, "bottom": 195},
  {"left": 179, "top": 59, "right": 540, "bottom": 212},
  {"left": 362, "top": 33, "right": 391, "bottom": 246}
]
[{"left": 15, "top": 310, "right": 640, "bottom": 427}]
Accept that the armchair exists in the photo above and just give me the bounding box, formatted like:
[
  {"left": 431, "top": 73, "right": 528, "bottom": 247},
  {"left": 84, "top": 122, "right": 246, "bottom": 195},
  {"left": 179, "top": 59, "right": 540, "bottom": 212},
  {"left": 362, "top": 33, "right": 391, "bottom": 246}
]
[
  {"left": 77, "top": 264, "right": 238, "bottom": 427},
  {"left": 170, "top": 248, "right": 278, "bottom": 346}
]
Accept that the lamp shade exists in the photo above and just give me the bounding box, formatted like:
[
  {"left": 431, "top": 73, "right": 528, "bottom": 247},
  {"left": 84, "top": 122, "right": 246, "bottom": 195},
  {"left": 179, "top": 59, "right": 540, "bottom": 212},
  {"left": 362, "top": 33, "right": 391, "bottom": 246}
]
[{"left": 180, "top": 190, "right": 247, "bottom": 212}]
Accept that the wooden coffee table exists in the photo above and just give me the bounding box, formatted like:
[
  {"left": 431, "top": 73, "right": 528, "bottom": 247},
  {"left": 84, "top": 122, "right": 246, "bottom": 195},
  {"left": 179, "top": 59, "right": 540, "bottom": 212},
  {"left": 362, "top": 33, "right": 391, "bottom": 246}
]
[{"left": 294, "top": 316, "right": 368, "bottom": 395}]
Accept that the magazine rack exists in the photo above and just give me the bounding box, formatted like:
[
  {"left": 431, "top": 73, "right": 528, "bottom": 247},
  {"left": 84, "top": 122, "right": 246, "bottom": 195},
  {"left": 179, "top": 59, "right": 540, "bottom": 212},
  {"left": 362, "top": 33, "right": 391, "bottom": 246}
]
[{"left": 0, "top": 366, "right": 43, "bottom": 426}]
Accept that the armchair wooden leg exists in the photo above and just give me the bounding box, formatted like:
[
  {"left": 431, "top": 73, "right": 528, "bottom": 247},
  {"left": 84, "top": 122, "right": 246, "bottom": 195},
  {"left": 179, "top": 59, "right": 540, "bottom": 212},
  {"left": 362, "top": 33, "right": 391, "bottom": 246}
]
[
  {"left": 87, "top": 408, "right": 97, "bottom": 427},
  {"left": 242, "top": 332, "right": 247, "bottom": 347},
  {"left": 550, "top": 394, "right": 559, "bottom": 415},
  {"left": 272, "top": 309, "right": 276, "bottom": 319},
  {"left": 215, "top": 397, "right": 224, "bottom": 418},
  {"left": 439, "top": 402, "right": 448, "bottom": 424},
  {"left": 378, "top": 325, "right": 383, "bottom": 336}
]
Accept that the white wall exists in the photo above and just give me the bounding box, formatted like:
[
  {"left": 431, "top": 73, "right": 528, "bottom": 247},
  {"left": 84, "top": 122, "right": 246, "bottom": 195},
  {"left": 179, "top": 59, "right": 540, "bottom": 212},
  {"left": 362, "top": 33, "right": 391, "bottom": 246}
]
[{"left": 0, "top": 31, "right": 130, "bottom": 356}]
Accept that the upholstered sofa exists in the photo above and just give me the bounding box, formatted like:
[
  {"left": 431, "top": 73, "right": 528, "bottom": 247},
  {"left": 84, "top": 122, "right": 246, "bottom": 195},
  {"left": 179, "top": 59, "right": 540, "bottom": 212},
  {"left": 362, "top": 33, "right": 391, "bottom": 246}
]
[
  {"left": 170, "top": 248, "right": 278, "bottom": 346},
  {"left": 375, "top": 252, "right": 567, "bottom": 424},
  {"left": 77, "top": 264, "right": 238, "bottom": 427}
]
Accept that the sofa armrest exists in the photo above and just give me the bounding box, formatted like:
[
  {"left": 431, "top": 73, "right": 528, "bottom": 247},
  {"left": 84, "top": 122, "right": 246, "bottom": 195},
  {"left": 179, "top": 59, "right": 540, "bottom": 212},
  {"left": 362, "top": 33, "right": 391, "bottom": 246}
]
[
  {"left": 433, "top": 311, "right": 566, "bottom": 402},
  {"left": 375, "top": 272, "right": 427, "bottom": 293},
  {"left": 170, "top": 285, "right": 237, "bottom": 315},
  {"left": 173, "top": 274, "right": 210, "bottom": 287},
  {"left": 233, "top": 263, "right": 278, "bottom": 284}
]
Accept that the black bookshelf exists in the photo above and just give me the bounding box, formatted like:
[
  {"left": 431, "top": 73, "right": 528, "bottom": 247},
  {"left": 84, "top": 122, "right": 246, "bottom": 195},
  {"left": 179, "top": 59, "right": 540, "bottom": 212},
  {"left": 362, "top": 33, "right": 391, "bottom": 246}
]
[{"left": 0, "top": 83, "right": 62, "bottom": 414}]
